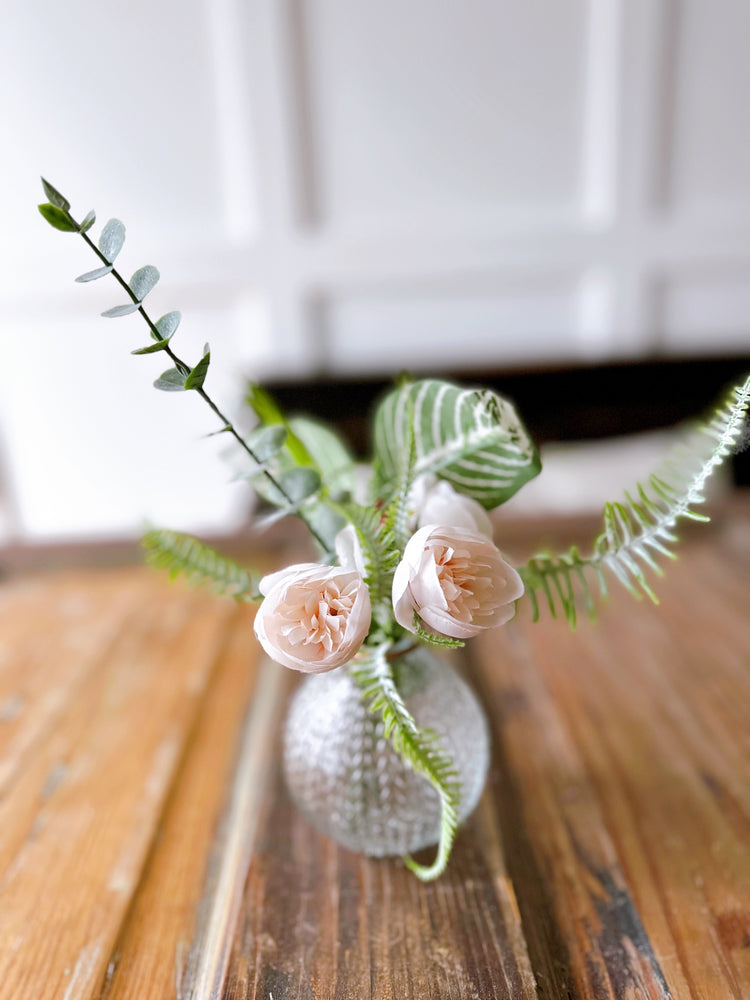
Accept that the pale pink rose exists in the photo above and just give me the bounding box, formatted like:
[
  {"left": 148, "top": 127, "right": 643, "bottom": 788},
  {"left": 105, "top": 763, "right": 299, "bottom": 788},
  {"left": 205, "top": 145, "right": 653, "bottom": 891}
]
[
  {"left": 254, "top": 561, "right": 371, "bottom": 672},
  {"left": 410, "top": 475, "right": 494, "bottom": 539},
  {"left": 392, "top": 524, "right": 524, "bottom": 639}
]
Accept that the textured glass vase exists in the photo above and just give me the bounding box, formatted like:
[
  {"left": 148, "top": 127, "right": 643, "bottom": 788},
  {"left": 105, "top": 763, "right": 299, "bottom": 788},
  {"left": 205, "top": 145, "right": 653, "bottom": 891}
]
[{"left": 282, "top": 646, "right": 490, "bottom": 857}]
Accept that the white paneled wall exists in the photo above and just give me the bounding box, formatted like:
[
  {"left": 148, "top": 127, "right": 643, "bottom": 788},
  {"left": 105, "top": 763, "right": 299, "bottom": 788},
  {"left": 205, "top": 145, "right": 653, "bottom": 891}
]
[{"left": 1, "top": 0, "right": 749, "bottom": 541}]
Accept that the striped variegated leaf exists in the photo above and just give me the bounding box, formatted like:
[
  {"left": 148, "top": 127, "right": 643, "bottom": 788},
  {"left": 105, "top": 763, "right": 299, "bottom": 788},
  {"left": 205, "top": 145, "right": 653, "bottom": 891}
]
[{"left": 373, "top": 379, "right": 540, "bottom": 509}]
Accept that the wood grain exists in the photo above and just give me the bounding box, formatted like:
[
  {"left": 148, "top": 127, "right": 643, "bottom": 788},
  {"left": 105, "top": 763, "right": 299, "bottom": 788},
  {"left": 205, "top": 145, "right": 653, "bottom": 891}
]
[{"left": 0, "top": 514, "right": 748, "bottom": 999}]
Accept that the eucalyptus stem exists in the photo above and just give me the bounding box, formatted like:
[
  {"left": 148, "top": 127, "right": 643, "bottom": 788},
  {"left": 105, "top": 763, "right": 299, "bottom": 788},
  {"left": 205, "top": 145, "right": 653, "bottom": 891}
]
[{"left": 69, "top": 212, "right": 330, "bottom": 552}]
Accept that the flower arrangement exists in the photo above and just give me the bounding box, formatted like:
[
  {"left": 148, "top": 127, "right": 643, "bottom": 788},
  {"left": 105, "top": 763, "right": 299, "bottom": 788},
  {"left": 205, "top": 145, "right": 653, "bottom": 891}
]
[{"left": 38, "top": 179, "right": 750, "bottom": 880}]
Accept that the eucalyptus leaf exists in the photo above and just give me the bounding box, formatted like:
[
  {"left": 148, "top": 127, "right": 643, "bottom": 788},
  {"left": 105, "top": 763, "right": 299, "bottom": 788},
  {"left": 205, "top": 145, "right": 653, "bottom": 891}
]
[
  {"left": 101, "top": 302, "right": 140, "bottom": 318},
  {"left": 99, "top": 218, "right": 126, "bottom": 262},
  {"left": 289, "top": 416, "right": 355, "bottom": 495},
  {"left": 79, "top": 209, "right": 96, "bottom": 234},
  {"left": 131, "top": 338, "right": 170, "bottom": 355},
  {"left": 184, "top": 346, "right": 210, "bottom": 391},
  {"left": 153, "top": 368, "right": 186, "bottom": 392},
  {"left": 41, "top": 178, "right": 70, "bottom": 212},
  {"left": 75, "top": 264, "right": 113, "bottom": 283},
  {"left": 130, "top": 265, "right": 159, "bottom": 301},
  {"left": 155, "top": 311, "right": 181, "bottom": 340},
  {"left": 38, "top": 203, "right": 77, "bottom": 232},
  {"left": 245, "top": 424, "right": 287, "bottom": 462},
  {"left": 279, "top": 467, "right": 321, "bottom": 502},
  {"left": 246, "top": 382, "right": 313, "bottom": 467}
]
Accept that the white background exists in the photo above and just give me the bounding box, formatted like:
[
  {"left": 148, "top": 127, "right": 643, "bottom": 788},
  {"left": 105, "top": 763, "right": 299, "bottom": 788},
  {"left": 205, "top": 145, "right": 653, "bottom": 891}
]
[{"left": 1, "top": 0, "right": 749, "bottom": 542}]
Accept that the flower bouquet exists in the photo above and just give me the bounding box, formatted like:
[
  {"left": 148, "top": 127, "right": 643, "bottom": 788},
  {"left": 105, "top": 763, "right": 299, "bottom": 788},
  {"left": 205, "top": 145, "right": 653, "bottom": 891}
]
[{"left": 38, "top": 180, "right": 750, "bottom": 880}]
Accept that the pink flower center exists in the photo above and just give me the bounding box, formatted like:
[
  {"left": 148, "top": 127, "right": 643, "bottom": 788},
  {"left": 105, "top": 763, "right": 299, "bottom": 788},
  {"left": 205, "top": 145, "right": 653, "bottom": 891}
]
[
  {"left": 279, "top": 579, "right": 358, "bottom": 654},
  {"left": 433, "top": 543, "right": 503, "bottom": 624}
]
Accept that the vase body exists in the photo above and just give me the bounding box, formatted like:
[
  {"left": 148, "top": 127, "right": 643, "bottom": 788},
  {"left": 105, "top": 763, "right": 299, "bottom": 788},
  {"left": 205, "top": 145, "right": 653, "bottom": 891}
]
[{"left": 282, "top": 646, "right": 490, "bottom": 857}]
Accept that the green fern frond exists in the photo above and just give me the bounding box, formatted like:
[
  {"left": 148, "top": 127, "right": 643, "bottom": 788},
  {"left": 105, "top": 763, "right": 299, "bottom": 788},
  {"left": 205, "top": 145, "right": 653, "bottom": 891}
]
[
  {"left": 519, "top": 375, "right": 750, "bottom": 627},
  {"left": 350, "top": 644, "right": 461, "bottom": 881},
  {"left": 412, "top": 616, "right": 466, "bottom": 649},
  {"left": 333, "top": 501, "right": 399, "bottom": 606},
  {"left": 142, "top": 529, "right": 261, "bottom": 601}
]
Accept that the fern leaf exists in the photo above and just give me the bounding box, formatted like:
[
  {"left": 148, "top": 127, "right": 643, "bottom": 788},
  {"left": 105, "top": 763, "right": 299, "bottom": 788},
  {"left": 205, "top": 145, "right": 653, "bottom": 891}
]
[
  {"left": 142, "top": 529, "right": 262, "bottom": 601},
  {"left": 333, "top": 501, "right": 399, "bottom": 607},
  {"left": 350, "top": 644, "right": 461, "bottom": 881},
  {"left": 519, "top": 375, "right": 750, "bottom": 626}
]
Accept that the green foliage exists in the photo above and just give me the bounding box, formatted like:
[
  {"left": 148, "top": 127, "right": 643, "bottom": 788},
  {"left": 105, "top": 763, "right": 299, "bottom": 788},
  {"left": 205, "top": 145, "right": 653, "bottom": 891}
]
[
  {"left": 184, "top": 345, "right": 210, "bottom": 390},
  {"left": 41, "top": 178, "right": 70, "bottom": 211},
  {"left": 153, "top": 368, "right": 186, "bottom": 392},
  {"left": 131, "top": 338, "right": 171, "bottom": 355},
  {"left": 350, "top": 644, "right": 461, "bottom": 882},
  {"left": 102, "top": 302, "right": 140, "bottom": 318},
  {"left": 38, "top": 203, "right": 78, "bottom": 232},
  {"left": 519, "top": 375, "right": 750, "bottom": 626},
  {"left": 288, "top": 416, "right": 356, "bottom": 496},
  {"left": 99, "top": 218, "right": 126, "bottom": 262},
  {"left": 412, "top": 616, "right": 465, "bottom": 649},
  {"left": 142, "top": 529, "right": 262, "bottom": 601},
  {"left": 246, "top": 424, "right": 288, "bottom": 462},
  {"left": 130, "top": 265, "right": 160, "bottom": 301},
  {"left": 154, "top": 311, "right": 181, "bottom": 341},
  {"left": 334, "top": 501, "right": 399, "bottom": 608},
  {"left": 246, "top": 383, "right": 315, "bottom": 467},
  {"left": 76, "top": 264, "right": 113, "bottom": 283},
  {"left": 79, "top": 209, "right": 96, "bottom": 234},
  {"left": 373, "top": 378, "right": 541, "bottom": 509}
]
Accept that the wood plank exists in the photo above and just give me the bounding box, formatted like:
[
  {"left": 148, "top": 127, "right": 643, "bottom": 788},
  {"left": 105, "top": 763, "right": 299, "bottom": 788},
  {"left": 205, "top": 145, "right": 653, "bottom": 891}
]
[
  {"left": 470, "top": 536, "right": 750, "bottom": 1000},
  {"left": 0, "top": 569, "right": 236, "bottom": 1000},
  {"left": 219, "top": 674, "right": 539, "bottom": 999},
  {"left": 98, "top": 605, "right": 288, "bottom": 1000}
]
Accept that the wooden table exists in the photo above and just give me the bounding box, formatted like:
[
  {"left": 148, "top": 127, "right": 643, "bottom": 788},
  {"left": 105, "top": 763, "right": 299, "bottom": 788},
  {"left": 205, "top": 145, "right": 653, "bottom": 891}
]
[{"left": 0, "top": 513, "right": 749, "bottom": 999}]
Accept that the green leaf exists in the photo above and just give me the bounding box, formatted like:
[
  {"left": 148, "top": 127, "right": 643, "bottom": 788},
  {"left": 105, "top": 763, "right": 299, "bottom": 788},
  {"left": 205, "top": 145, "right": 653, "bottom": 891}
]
[
  {"left": 79, "top": 209, "right": 96, "bottom": 234},
  {"left": 155, "top": 311, "right": 181, "bottom": 341},
  {"left": 101, "top": 302, "right": 139, "bottom": 318},
  {"left": 518, "top": 374, "right": 750, "bottom": 627},
  {"left": 142, "top": 529, "right": 261, "bottom": 601},
  {"left": 373, "top": 379, "right": 541, "bottom": 509},
  {"left": 131, "top": 338, "right": 171, "bottom": 355},
  {"left": 278, "top": 467, "right": 321, "bottom": 502},
  {"left": 288, "top": 416, "right": 356, "bottom": 496},
  {"left": 246, "top": 382, "right": 285, "bottom": 425},
  {"left": 75, "top": 264, "right": 113, "bottom": 283},
  {"left": 130, "top": 265, "right": 159, "bottom": 301},
  {"left": 99, "top": 218, "right": 126, "bottom": 262},
  {"left": 41, "top": 178, "right": 70, "bottom": 212},
  {"left": 38, "top": 203, "right": 77, "bottom": 232},
  {"left": 153, "top": 368, "right": 186, "bottom": 392},
  {"left": 184, "top": 346, "right": 210, "bottom": 390},
  {"left": 350, "top": 644, "right": 461, "bottom": 882},
  {"left": 246, "top": 383, "right": 312, "bottom": 466},
  {"left": 245, "top": 424, "right": 287, "bottom": 462}
]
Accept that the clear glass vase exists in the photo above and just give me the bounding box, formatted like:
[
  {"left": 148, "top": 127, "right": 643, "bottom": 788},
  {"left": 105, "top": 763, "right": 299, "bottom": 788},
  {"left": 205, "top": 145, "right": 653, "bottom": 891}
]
[{"left": 282, "top": 645, "right": 490, "bottom": 857}]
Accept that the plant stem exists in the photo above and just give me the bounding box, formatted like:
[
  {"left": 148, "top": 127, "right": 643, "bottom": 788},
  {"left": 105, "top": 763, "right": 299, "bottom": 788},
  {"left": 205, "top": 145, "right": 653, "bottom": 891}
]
[{"left": 72, "top": 215, "right": 330, "bottom": 552}]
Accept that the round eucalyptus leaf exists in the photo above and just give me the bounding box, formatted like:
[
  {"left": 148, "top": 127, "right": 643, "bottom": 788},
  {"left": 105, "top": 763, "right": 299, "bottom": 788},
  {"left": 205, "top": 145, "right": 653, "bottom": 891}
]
[
  {"left": 246, "top": 424, "right": 288, "bottom": 462},
  {"left": 101, "top": 302, "right": 140, "bottom": 318},
  {"left": 155, "top": 311, "right": 181, "bottom": 340},
  {"left": 279, "top": 467, "right": 321, "bottom": 503},
  {"left": 130, "top": 265, "right": 160, "bottom": 301},
  {"left": 75, "top": 264, "right": 113, "bottom": 283},
  {"left": 99, "top": 219, "right": 126, "bottom": 262},
  {"left": 153, "top": 368, "right": 187, "bottom": 392}
]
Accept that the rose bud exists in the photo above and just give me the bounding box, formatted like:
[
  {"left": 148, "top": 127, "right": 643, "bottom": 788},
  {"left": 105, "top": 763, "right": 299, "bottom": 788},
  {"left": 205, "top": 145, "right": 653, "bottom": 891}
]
[{"left": 392, "top": 524, "right": 523, "bottom": 640}]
